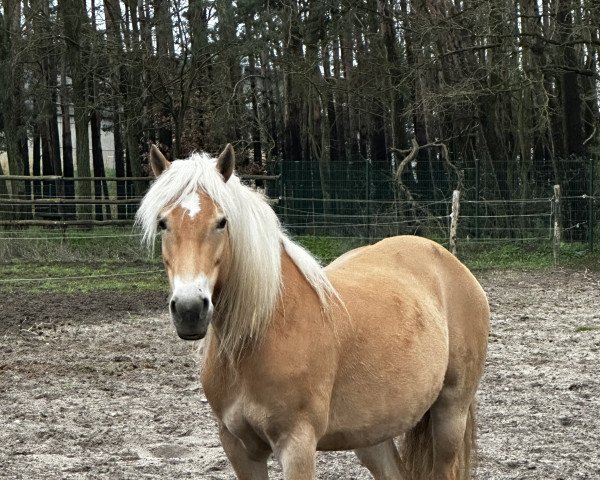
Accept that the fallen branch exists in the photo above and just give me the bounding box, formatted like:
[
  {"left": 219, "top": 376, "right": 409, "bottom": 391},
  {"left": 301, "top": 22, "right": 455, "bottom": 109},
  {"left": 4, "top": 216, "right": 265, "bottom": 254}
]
[{"left": 391, "top": 139, "right": 462, "bottom": 192}]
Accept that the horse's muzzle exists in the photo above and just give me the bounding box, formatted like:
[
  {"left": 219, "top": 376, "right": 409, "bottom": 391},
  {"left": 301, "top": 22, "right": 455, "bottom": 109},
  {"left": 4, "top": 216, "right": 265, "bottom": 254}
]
[{"left": 169, "top": 293, "right": 213, "bottom": 341}]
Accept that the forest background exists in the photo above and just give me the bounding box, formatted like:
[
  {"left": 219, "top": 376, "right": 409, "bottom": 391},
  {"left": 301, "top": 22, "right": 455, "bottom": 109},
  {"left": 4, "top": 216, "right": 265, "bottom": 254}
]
[{"left": 0, "top": 0, "right": 598, "bottom": 244}]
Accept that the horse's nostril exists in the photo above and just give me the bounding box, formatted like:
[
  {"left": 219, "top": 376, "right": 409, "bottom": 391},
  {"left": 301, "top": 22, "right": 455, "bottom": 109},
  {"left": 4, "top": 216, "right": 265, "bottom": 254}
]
[
  {"left": 202, "top": 297, "right": 210, "bottom": 311},
  {"left": 170, "top": 299, "right": 177, "bottom": 314}
]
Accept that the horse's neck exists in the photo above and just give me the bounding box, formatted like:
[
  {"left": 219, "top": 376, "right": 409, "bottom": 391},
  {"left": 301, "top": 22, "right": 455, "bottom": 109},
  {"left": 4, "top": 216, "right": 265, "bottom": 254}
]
[{"left": 278, "top": 248, "right": 323, "bottom": 311}]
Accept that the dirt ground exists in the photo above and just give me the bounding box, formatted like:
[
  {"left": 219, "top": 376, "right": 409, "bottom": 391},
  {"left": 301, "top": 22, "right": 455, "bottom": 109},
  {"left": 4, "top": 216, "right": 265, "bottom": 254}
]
[{"left": 1, "top": 269, "right": 599, "bottom": 479}]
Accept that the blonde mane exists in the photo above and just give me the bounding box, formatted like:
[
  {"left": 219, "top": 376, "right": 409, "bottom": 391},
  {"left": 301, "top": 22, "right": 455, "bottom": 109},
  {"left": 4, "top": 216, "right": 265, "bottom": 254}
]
[{"left": 135, "top": 152, "right": 337, "bottom": 358}]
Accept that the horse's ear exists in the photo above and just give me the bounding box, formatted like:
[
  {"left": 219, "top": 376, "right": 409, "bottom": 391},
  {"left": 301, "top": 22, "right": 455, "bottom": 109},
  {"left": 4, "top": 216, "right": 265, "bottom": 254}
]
[
  {"left": 217, "top": 143, "right": 235, "bottom": 183},
  {"left": 149, "top": 144, "right": 171, "bottom": 177}
]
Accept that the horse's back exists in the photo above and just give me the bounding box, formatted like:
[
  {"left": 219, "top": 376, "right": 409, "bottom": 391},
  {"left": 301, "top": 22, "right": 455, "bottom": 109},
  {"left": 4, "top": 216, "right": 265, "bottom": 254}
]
[
  {"left": 327, "top": 235, "right": 488, "bottom": 323},
  {"left": 328, "top": 235, "right": 465, "bottom": 279}
]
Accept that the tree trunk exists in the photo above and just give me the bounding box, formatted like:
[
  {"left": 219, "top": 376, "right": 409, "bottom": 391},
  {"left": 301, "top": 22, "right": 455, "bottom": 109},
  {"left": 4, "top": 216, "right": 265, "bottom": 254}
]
[
  {"left": 60, "top": 57, "right": 76, "bottom": 217},
  {"left": 32, "top": 130, "right": 42, "bottom": 198},
  {"left": 90, "top": 0, "right": 110, "bottom": 220},
  {"left": 90, "top": 108, "right": 109, "bottom": 220},
  {"left": 281, "top": 0, "right": 306, "bottom": 207},
  {"left": 59, "top": 0, "right": 93, "bottom": 219},
  {"left": 330, "top": 33, "right": 348, "bottom": 206},
  {"left": 154, "top": 0, "right": 175, "bottom": 58},
  {"left": 1, "top": 0, "right": 27, "bottom": 219},
  {"left": 123, "top": 0, "right": 146, "bottom": 198},
  {"left": 402, "top": 0, "right": 436, "bottom": 200},
  {"left": 103, "top": 0, "right": 127, "bottom": 218},
  {"left": 214, "top": 0, "right": 242, "bottom": 147},
  {"left": 304, "top": 0, "right": 332, "bottom": 213},
  {"left": 557, "top": 0, "right": 587, "bottom": 240},
  {"left": 247, "top": 50, "right": 262, "bottom": 168}
]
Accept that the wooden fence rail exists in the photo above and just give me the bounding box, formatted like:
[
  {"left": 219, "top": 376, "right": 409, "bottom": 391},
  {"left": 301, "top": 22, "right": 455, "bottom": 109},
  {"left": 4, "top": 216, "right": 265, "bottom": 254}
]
[
  {"left": 0, "top": 174, "right": 281, "bottom": 228},
  {"left": 0, "top": 174, "right": 280, "bottom": 182},
  {"left": 0, "top": 219, "right": 134, "bottom": 227},
  {"left": 0, "top": 175, "right": 149, "bottom": 181},
  {"left": 0, "top": 198, "right": 140, "bottom": 205}
]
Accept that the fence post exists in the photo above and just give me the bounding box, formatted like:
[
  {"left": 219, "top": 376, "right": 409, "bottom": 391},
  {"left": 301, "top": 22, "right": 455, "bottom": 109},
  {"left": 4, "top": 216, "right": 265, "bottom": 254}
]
[
  {"left": 449, "top": 190, "right": 461, "bottom": 256},
  {"left": 553, "top": 184, "right": 561, "bottom": 266},
  {"left": 589, "top": 157, "right": 595, "bottom": 253},
  {"left": 366, "top": 157, "right": 371, "bottom": 241},
  {"left": 475, "top": 158, "right": 480, "bottom": 239}
]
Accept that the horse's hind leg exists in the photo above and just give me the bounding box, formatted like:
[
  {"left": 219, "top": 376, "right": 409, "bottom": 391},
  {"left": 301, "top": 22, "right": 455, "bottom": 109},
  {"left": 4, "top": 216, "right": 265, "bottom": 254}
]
[
  {"left": 218, "top": 424, "right": 269, "bottom": 480},
  {"left": 354, "top": 439, "right": 404, "bottom": 480},
  {"left": 430, "top": 394, "right": 475, "bottom": 480}
]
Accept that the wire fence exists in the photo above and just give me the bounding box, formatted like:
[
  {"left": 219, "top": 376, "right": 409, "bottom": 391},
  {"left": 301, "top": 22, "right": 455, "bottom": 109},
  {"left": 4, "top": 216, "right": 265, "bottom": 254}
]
[
  {"left": 0, "top": 160, "right": 598, "bottom": 288},
  {"left": 276, "top": 154, "right": 598, "bottom": 248},
  {"left": 275, "top": 193, "right": 595, "bottom": 249},
  {"left": 0, "top": 174, "right": 597, "bottom": 246}
]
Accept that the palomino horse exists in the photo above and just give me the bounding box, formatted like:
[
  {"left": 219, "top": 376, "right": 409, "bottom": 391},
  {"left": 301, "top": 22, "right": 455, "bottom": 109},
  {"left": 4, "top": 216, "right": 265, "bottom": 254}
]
[{"left": 136, "top": 144, "right": 489, "bottom": 480}]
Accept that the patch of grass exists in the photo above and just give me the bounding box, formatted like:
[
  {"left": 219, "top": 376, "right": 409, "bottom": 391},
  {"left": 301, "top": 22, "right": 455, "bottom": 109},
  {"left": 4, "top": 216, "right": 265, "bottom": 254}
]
[
  {"left": 0, "top": 227, "right": 167, "bottom": 293},
  {"left": 295, "top": 235, "right": 365, "bottom": 264},
  {"left": 0, "top": 261, "right": 167, "bottom": 294},
  {"left": 0, "top": 227, "right": 157, "bottom": 263},
  {"left": 459, "top": 240, "right": 600, "bottom": 270},
  {"left": 296, "top": 235, "right": 600, "bottom": 271},
  {"left": 575, "top": 325, "right": 600, "bottom": 333},
  {"left": 2, "top": 227, "right": 600, "bottom": 295},
  {"left": 459, "top": 242, "right": 554, "bottom": 270},
  {"left": 295, "top": 235, "right": 559, "bottom": 270},
  {"left": 468, "top": 242, "right": 600, "bottom": 270},
  {"left": 557, "top": 242, "right": 600, "bottom": 269}
]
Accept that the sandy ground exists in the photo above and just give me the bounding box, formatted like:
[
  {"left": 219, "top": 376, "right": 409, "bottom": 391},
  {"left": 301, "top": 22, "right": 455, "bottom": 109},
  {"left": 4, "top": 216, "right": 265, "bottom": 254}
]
[{"left": 1, "top": 269, "right": 599, "bottom": 479}]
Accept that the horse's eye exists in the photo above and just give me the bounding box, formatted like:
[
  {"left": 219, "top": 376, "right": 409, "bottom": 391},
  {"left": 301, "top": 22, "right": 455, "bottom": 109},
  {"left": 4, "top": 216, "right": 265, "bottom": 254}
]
[
  {"left": 216, "top": 217, "right": 227, "bottom": 230},
  {"left": 158, "top": 219, "right": 167, "bottom": 231}
]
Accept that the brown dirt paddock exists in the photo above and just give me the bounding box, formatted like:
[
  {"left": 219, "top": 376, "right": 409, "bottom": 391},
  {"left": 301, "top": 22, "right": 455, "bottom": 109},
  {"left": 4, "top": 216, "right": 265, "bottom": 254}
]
[{"left": 1, "top": 269, "right": 599, "bottom": 479}]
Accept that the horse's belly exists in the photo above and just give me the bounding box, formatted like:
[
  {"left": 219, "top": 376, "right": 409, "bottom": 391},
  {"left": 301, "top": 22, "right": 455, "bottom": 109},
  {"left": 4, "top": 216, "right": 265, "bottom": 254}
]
[
  {"left": 319, "top": 312, "right": 449, "bottom": 450},
  {"left": 318, "top": 372, "right": 443, "bottom": 450},
  {"left": 318, "top": 413, "right": 422, "bottom": 450}
]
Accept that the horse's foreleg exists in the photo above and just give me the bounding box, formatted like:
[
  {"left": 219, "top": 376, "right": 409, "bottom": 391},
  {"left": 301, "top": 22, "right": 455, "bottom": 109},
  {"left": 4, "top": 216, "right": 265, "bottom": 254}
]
[
  {"left": 272, "top": 425, "right": 318, "bottom": 480},
  {"left": 354, "top": 439, "right": 405, "bottom": 479},
  {"left": 218, "top": 424, "right": 270, "bottom": 480}
]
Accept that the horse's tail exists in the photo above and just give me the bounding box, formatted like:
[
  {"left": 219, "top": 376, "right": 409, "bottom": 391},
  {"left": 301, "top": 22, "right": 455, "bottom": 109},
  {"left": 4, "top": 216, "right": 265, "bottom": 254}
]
[{"left": 400, "top": 402, "right": 477, "bottom": 480}]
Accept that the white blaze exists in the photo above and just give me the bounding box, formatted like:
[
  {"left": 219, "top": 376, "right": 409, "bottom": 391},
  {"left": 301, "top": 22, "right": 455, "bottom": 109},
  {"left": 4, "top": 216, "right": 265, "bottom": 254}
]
[
  {"left": 181, "top": 192, "right": 201, "bottom": 218},
  {"left": 173, "top": 275, "right": 214, "bottom": 298}
]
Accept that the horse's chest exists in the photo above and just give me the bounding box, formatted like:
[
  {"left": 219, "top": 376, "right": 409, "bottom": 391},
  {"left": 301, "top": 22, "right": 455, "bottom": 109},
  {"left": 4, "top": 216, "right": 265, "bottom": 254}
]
[
  {"left": 219, "top": 394, "right": 274, "bottom": 456},
  {"left": 201, "top": 367, "right": 236, "bottom": 418},
  {"left": 201, "top": 367, "right": 266, "bottom": 441},
  {"left": 221, "top": 399, "right": 254, "bottom": 437}
]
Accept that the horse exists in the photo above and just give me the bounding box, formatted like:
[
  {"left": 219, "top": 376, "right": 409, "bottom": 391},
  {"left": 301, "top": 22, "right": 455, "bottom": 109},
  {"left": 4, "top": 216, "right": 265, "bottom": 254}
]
[{"left": 135, "top": 144, "right": 489, "bottom": 480}]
